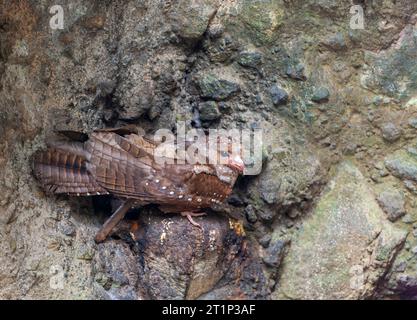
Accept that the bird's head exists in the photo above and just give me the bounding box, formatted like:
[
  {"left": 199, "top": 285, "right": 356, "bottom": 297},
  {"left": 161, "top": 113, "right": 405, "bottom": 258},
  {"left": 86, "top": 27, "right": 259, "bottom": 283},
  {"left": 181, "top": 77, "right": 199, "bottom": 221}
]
[{"left": 220, "top": 150, "right": 245, "bottom": 174}]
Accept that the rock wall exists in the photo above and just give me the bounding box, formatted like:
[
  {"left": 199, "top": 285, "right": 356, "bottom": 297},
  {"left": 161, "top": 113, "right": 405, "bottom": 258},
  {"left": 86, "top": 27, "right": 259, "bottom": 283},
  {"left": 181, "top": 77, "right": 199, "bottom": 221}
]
[{"left": 1, "top": 0, "right": 417, "bottom": 299}]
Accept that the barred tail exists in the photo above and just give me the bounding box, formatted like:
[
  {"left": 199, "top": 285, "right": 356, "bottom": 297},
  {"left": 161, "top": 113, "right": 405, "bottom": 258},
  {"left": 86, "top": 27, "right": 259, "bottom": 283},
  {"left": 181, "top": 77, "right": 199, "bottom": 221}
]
[{"left": 32, "top": 142, "right": 108, "bottom": 196}]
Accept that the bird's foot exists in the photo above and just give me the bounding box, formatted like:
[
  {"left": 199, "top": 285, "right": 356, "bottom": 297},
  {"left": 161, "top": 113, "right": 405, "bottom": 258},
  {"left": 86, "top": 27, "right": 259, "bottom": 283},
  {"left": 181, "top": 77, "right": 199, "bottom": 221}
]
[{"left": 181, "top": 211, "right": 206, "bottom": 229}]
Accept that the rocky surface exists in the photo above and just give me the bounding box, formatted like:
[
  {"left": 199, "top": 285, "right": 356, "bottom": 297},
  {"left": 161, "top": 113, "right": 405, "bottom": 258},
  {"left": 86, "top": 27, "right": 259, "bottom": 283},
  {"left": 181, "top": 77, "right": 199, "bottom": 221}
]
[
  {"left": 377, "top": 189, "right": 406, "bottom": 222},
  {"left": 276, "top": 162, "right": 407, "bottom": 299},
  {"left": 1, "top": 0, "right": 417, "bottom": 300}
]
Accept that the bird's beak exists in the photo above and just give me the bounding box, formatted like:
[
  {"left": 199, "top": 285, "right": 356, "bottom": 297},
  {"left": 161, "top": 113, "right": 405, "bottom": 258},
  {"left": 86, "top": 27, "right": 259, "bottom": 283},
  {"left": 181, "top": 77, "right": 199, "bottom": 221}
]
[{"left": 228, "top": 156, "right": 245, "bottom": 174}]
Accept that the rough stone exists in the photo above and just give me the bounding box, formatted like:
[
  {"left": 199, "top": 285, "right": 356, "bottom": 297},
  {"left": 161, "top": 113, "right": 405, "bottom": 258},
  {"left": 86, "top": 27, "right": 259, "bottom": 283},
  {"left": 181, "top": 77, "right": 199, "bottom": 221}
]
[
  {"left": 225, "top": 0, "right": 285, "bottom": 45},
  {"left": 286, "top": 63, "right": 306, "bottom": 81},
  {"left": 269, "top": 85, "right": 289, "bottom": 106},
  {"left": 168, "top": 0, "right": 218, "bottom": 42},
  {"left": 377, "top": 190, "right": 406, "bottom": 222},
  {"left": 58, "top": 220, "right": 76, "bottom": 237},
  {"left": 395, "top": 274, "right": 417, "bottom": 298},
  {"left": 259, "top": 234, "right": 272, "bottom": 248},
  {"left": 408, "top": 118, "right": 417, "bottom": 129},
  {"left": 262, "top": 240, "right": 288, "bottom": 268},
  {"left": 402, "top": 214, "right": 417, "bottom": 224},
  {"left": 311, "top": 87, "right": 330, "bottom": 103},
  {"left": 196, "top": 74, "right": 240, "bottom": 101},
  {"left": 385, "top": 149, "right": 417, "bottom": 182},
  {"left": 322, "top": 32, "right": 347, "bottom": 51},
  {"left": 92, "top": 240, "right": 141, "bottom": 300},
  {"left": 361, "top": 24, "right": 417, "bottom": 99},
  {"left": 276, "top": 162, "right": 407, "bottom": 299},
  {"left": 381, "top": 122, "right": 402, "bottom": 142},
  {"left": 134, "top": 209, "right": 265, "bottom": 300},
  {"left": 205, "top": 35, "right": 238, "bottom": 63},
  {"left": 198, "top": 101, "right": 221, "bottom": 121},
  {"left": 244, "top": 205, "right": 258, "bottom": 224},
  {"left": 248, "top": 121, "right": 323, "bottom": 209},
  {"left": 237, "top": 51, "right": 263, "bottom": 69}
]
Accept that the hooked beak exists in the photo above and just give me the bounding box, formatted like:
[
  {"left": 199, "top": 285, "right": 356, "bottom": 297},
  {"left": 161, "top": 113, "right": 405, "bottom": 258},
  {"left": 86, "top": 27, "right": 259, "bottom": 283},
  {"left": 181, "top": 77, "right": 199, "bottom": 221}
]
[{"left": 227, "top": 156, "right": 245, "bottom": 174}]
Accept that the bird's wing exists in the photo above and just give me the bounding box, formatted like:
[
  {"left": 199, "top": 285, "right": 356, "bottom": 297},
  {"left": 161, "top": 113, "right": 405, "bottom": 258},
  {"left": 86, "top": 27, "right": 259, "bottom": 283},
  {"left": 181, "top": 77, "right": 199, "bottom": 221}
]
[
  {"left": 85, "top": 132, "right": 193, "bottom": 201},
  {"left": 86, "top": 131, "right": 234, "bottom": 204},
  {"left": 85, "top": 132, "right": 153, "bottom": 199},
  {"left": 187, "top": 171, "right": 232, "bottom": 200}
]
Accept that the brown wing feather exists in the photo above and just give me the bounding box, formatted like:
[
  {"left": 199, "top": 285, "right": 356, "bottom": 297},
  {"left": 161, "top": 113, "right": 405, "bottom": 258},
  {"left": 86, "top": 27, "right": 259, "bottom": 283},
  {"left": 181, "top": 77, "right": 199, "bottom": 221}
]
[
  {"left": 85, "top": 132, "right": 160, "bottom": 200},
  {"left": 33, "top": 146, "right": 108, "bottom": 196},
  {"left": 188, "top": 172, "right": 232, "bottom": 199},
  {"left": 157, "top": 168, "right": 233, "bottom": 213}
]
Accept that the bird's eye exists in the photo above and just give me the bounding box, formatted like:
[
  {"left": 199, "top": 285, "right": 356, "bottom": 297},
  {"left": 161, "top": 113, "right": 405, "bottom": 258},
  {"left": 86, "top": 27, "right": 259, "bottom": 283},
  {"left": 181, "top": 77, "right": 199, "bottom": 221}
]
[{"left": 221, "top": 151, "right": 229, "bottom": 157}]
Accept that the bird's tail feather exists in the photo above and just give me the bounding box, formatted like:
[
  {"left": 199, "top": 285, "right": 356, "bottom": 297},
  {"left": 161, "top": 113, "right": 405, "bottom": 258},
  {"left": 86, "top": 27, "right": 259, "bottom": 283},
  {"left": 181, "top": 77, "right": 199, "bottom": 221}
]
[{"left": 32, "top": 142, "right": 108, "bottom": 196}]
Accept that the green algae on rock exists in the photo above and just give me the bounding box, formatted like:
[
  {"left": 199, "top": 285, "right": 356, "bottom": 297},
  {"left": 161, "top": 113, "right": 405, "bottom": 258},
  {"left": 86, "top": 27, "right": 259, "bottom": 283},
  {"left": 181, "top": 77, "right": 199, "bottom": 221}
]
[
  {"left": 276, "top": 162, "right": 407, "bottom": 299},
  {"left": 196, "top": 74, "right": 241, "bottom": 101},
  {"left": 223, "top": 0, "right": 285, "bottom": 46},
  {"left": 385, "top": 149, "right": 417, "bottom": 182}
]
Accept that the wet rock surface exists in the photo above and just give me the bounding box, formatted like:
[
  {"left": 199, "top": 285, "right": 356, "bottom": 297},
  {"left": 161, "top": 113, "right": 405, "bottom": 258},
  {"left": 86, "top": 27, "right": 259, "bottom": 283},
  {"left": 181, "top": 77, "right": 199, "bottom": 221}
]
[{"left": 1, "top": 0, "right": 417, "bottom": 300}]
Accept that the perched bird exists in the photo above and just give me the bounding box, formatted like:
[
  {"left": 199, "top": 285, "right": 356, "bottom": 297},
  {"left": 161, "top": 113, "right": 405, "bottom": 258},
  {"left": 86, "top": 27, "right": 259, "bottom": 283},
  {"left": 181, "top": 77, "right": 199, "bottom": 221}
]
[{"left": 33, "top": 127, "right": 245, "bottom": 242}]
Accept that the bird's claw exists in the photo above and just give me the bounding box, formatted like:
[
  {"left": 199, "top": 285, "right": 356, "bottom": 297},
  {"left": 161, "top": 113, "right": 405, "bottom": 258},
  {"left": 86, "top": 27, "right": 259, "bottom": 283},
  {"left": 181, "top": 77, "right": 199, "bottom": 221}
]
[{"left": 181, "top": 212, "right": 206, "bottom": 229}]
